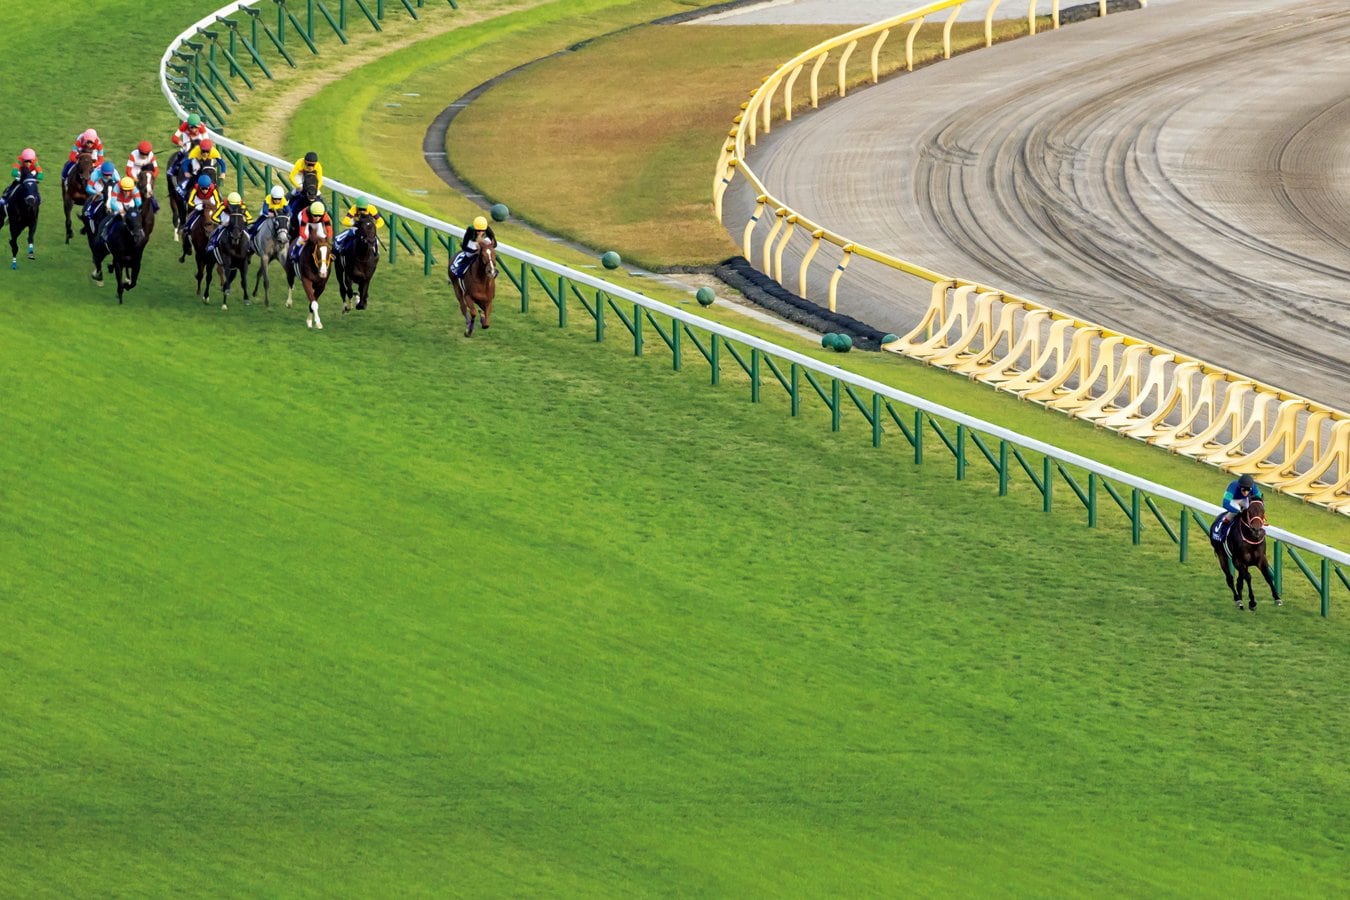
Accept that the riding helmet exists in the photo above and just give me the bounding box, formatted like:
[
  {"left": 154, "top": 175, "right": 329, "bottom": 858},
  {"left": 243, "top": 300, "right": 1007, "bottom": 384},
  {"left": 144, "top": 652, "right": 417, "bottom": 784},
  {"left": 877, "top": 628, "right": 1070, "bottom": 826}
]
[
  {"left": 187, "top": 114, "right": 202, "bottom": 128},
  {"left": 1238, "top": 474, "right": 1255, "bottom": 490},
  {"left": 356, "top": 196, "right": 368, "bottom": 209},
  {"left": 138, "top": 140, "right": 153, "bottom": 155},
  {"left": 227, "top": 192, "right": 242, "bottom": 205},
  {"left": 119, "top": 176, "right": 135, "bottom": 191},
  {"left": 270, "top": 184, "right": 286, "bottom": 200},
  {"left": 199, "top": 139, "right": 213, "bottom": 153},
  {"left": 309, "top": 201, "right": 325, "bottom": 216},
  {"left": 304, "top": 151, "right": 319, "bottom": 164},
  {"left": 473, "top": 216, "right": 488, "bottom": 231},
  {"left": 20, "top": 148, "right": 35, "bottom": 161},
  {"left": 100, "top": 161, "right": 117, "bottom": 175},
  {"left": 197, "top": 174, "right": 213, "bottom": 189},
  {"left": 83, "top": 129, "right": 99, "bottom": 143}
]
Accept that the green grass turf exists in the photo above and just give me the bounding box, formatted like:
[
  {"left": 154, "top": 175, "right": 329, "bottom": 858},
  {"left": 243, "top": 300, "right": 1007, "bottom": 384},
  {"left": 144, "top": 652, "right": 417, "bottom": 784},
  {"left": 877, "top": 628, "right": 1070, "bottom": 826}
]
[{"left": 2, "top": 2, "right": 1349, "bottom": 895}]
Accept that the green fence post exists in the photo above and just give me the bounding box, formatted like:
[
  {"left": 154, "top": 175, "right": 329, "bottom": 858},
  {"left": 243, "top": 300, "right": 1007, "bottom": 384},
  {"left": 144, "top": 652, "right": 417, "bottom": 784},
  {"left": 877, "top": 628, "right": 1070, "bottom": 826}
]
[
  {"left": 1180, "top": 509, "right": 1189, "bottom": 562},
  {"left": 914, "top": 411, "right": 923, "bottom": 464},
  {"left": 872, "top": 394, "right": 882, "bottom": 448},
  {"left": 278, "top": 0, "right": 286, "bottom": 44},
  {"left": 1273, "top": 540, "right": 1283, "bottom": 595},
  {"left": 339, "top": 0, "right": 347, "bottom": 29},
  {"left": 557, "top": 276, "right": 566, "bottom": 328},
  {"left": 1088, "top": 474, "right": 1098, "bottom": 527},
  {"left": 1131, "top": 489, "right": 1141, "bottom": 545},
  {"left": 955, "top": 424, "right": 966, "bottom": 480},
  {"left": 595, "top": 291, "right": 604, "bottom": 342},
  {"left": 520, "top": 263, "right": 528, "bottom": 312},
  {"left": 671, "top": 319, "right": 681, "bottom": 371},
  {"left": 1042, "top": 456, "right": 1052, "bottom": 512},
  {"left": 750, "top": 350, "right": 760, "bottom": 402},
  {"left": 422, "top": 227, "right": 432, "bottom": 276},
  {"left": 831, "top": 379, "right": 841, "bottom": 431},
  {"left": 377, "top": 0, "right": 386, "bottom": 17},
  {"left": 711, "top": 335, "right": 721, "bottom": 385},
  {"left": 1321, "top": 559, "right": 1331, "bottom": 618},
  {"left": 790, "top": 363, "right": 799, "bottom": 415},
  {"left": 998, "top": 440, "right": 1009, "bottom": 495},
  {"left": 386, "top": 214, "right": 396, "bottom": 263}
]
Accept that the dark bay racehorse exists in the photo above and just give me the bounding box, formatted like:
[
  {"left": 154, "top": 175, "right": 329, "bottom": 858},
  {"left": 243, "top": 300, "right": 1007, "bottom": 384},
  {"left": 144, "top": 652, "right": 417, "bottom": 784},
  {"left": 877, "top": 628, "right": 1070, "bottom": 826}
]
[
  {"left": 250, "top": 211, "right": 290, "bottom": 307},
  {"left": 285, "top": 234, "right": 332, "bottom": 329},
  {"left": 336, "top": 212, "right": 379, "bottom": 313},
  {"left": 62, "top": 150, "right": 96, "bottom": 243},
  {"left": 449, "top": 234, "right": 497, "bottom": 337},
  {"left": 90, "top": 208, "right": 147, "bottom": 304},
  {"left": 208, "top": 212, "right": 252, "bottom": 310},
  {"left": 1, "top": 174, "right": 40, "bottom": 268},
  {"left": 184, "top": 192, "right": 220, "bottom": 300},
  {"left": 166, "top": 148, "right": 188, "bottom": 235},
  {"left": 135, "top": 168, "right": 157, "bottom": 243},
  {"left": 1211, "top": 498, "right": 1281, "bottom": 611}
]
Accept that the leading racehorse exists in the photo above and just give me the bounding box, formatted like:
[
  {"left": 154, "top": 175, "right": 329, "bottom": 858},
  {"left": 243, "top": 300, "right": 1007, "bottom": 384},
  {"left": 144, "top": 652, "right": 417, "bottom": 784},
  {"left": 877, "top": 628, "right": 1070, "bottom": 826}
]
[
  {"left": 448, "top": 233, "right": 497, "bottom": 337},
  {"left": 208, "top": 210, "right": 252, "bottom": 310},
  {"left": 90, "top": 208, "right": 147, "bottom": 304},
  {"left": 62, "top": 150, "right": 96, "bottom": 243},
  {"left": 335, "top": 211, "right": 379, "bottom": 313},
  {"left": 284, "top": 232, "right": 332, "bottom": 329},
  {"left": 1210, "top": 498, "right": 1280, "bottom": 611},
  {"left": 1, "top": 173, "right": 40, "bottom": 268}
]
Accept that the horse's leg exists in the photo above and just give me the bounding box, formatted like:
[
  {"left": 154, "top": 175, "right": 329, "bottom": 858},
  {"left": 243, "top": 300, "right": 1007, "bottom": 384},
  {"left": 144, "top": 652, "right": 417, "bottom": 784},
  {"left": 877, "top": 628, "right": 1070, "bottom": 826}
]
[
  {"left": 305, "top": 278, "right": 322, "bottom": 329},
  {"left": 221, "top": 265, "right": 231, "bottom": 310},
  {"left": 284, "top": 261, "right": 295, "bottom": 309},
  {"left": 480, "top": 292, "right": 492, "bottom": 330},
  {"left": 8, "top": 227, "right": 17, "bottom": 270},
  {"left": 1243, "top": 567, "right": 1256, "bottom": 611},
  {"left": 1257, "top": 558, "right": 1280, "bottom": 606},
  {"left": 1215, "top": 548, "right": 1239, "bottom": 607},
  {"left": 241, "top": 258, "right": 251, "bottom": 305},
  {"left": 26, "top": 216, "right": 36, "bottom": 259}
]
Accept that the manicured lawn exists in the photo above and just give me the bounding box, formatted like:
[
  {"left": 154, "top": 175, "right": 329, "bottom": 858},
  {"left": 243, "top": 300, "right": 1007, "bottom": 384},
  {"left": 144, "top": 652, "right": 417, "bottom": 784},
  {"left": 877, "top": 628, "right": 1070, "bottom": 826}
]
[{"left": 1, "top": 2, "right": 1347, "bottom": 895}]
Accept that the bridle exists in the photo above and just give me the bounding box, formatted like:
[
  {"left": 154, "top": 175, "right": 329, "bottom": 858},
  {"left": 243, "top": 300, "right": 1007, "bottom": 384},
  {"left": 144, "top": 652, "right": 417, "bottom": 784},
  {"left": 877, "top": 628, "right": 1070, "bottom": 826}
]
[{"left": 1237, "top": 499, "right": 1266, "bottom": 545}]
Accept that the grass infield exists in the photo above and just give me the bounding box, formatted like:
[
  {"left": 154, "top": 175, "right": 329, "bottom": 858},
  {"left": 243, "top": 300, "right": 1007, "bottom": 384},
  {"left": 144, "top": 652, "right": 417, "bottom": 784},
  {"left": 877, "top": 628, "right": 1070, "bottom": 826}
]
[{"left": 1, "top": 2, "right": 1348, "bottom": 895}]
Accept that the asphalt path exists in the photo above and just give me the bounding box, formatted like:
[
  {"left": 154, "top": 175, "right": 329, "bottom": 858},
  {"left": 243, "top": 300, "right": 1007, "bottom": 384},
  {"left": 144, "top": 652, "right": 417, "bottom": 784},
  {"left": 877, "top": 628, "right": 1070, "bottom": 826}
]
[{"left": 723, "top": 0, "right": 1349, "bottom": 409}]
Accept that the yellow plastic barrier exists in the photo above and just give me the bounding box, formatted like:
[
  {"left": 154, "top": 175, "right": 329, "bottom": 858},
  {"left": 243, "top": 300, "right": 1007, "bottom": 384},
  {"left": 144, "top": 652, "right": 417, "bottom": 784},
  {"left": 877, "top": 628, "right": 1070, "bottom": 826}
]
[{"left": 713, "top": 0, "right": 1348, "bottom": 514}]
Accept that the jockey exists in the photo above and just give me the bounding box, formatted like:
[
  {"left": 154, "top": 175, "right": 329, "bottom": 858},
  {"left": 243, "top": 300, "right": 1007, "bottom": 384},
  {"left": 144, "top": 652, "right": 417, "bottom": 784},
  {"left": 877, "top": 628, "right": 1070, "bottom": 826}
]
[
  {"left": 62, "top": 128, "right": 104, "bottom": 180},
  {"left": 289, "top": 199, "right": 332, "bottom": 263},
  {"left": 126, "top": 140, "right": 160, "bottom": 212},
  {"left": 1213, "top": 473, "right": 1262, "bottom": 543},
  {"left": 207, "top": 191, "right": 252, "bottom": 254},
  {"left": 335, "top": 196, "right": 385, "bottom": 253},
  {"left": 183, "top": 138, "right": 225, "bottom": 187},
  {"left": 249, "top": 184, "right": 289, "bottom": 237},
  {"left": 171, "top": 113, "right": 207, "bottom": 150},
  {"left": 180, "top": 173, "right": 221, "bottom": 245},
  {"left": 285, "top": 151, "right": 323, "bottom": 219},
  {"left": 83, "top": 160, "right": 120, "bottom": 224},
  {"left": 450, "top": 215, "right": 496, "bottom": 279},
  {"left": 3, "top": 148, "right": 43, "bottom": 205},
  {"left": 96, "top": 175, "right": 142, "bottom": 244}
]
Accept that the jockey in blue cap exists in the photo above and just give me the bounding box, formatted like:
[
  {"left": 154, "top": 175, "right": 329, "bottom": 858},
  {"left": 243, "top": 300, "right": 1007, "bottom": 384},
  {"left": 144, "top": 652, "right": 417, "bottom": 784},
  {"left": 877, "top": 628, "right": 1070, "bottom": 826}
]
[{"left": 83, "top": 160, "right": 119, "bottom": 227}]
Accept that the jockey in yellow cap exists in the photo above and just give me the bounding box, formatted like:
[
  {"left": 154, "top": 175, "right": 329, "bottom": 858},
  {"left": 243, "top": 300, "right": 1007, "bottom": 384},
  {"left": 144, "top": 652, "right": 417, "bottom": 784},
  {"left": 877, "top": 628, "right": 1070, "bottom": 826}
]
[{"left": 450, "top": 214, "right": 496, "bottom": 280}]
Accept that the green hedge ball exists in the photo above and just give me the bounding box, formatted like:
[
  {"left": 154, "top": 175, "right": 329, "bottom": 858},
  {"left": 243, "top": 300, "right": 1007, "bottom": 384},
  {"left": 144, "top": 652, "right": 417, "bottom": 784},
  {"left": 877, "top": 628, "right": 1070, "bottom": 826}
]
[
  {"left": 821, "top": 332, "right": 839, "bottom": 350},
  {"left": 601, "top": 251, "right": 622, "bottom": 270},
  {"left": 695, "top": 286, "right": 716, "bottom": 307},
  {"left": 880, "top": 333, "right": 899, "bottom": 345},
  {"left": 834, "top": 334, "right": 853, "bottom": 352},
  {"left": 489, "top": 203, "right": 510, "bottom": 222}
]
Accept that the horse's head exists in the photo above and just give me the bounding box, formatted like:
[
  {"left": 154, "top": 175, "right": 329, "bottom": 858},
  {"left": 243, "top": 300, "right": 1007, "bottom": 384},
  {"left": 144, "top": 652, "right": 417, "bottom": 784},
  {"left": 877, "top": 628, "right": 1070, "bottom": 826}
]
[
  {"left": 312, "top": 238, "right": 330, "bottom": 278},
  {"left": 356, "top": 212, "right": 378, "bottom": 244},
  {"left": 478, "top": 236, "right": 498, "bottom": 280},
  {"left": 301, "top": 171, "right": 319, "bottom": 202},
  {"left": 125, "top": 208, "right": 145, "bottom": 244},
  {"left": 274, "top": 212, "right": 291, "bottom": 244},
  {"left": 137, "top": 169, "right": 154, "bottom": 198},
  {"left": 1242, "top": 499, "right": 1267, "bottom": 540},
  {"left": 73, "top": 152, "right": 95, "bottom": 183}
]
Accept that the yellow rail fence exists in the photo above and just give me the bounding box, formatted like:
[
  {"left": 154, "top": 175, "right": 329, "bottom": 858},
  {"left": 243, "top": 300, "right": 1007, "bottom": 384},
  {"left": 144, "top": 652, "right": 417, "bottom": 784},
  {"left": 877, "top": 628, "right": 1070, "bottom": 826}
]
[{"left": 711, "top": 0, "right": 1349, "bottom": 516}]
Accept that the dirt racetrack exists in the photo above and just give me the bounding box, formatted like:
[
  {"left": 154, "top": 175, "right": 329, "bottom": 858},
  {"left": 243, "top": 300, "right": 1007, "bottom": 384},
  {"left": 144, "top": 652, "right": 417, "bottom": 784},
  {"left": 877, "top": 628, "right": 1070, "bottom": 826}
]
[{"left": 737, "top": 0, "right": 1349, "bottom": 409}]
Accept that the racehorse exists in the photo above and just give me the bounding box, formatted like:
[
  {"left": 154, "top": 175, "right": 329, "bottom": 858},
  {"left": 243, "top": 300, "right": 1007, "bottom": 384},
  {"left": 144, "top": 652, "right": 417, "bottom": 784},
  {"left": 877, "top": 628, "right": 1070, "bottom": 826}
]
[
  {"left": 135, "top": 168, "right": 157, "bottom": 243},
  {"left": 288, "top": 170, "right": 320, "bottom": 221},
  {"left": 1210, "top": 498, "right": 1281, "bottom": 611},
  {"left": 448, "top": 233, "right": 497, "bottom": 337},
  {"left": 284, "top": 233, "right": 332, "bottom": 329},
  {"left": 90, "top": 208, "right": 147, "bottom": 304},
  {"left": 62, "top": 150, "right": 96, "bottom": 243},
  {"left": 1, "top": 173, "right": 40, "bottom": 268},
  {"left": 208, "top": 211, "right": 252, "bottom": 310},
  {"left": 184, "top": 192, "right": 220, "bottom": 300},
  {"left": 335, "top": 212, "right": 379, "bottom": 313},
  {"left": 166, "top": 148, "right": 187, "bottom": 234},
  {"left": 250, "top": 211, "right": 290, "bottom": 307}
]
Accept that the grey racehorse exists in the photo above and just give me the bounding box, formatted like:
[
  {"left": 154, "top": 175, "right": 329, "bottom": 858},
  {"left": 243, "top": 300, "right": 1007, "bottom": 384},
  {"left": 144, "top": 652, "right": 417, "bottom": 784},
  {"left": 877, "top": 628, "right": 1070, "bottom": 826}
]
[{"left": 250, "top": 211, "right": 291, "bottom": 307}]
